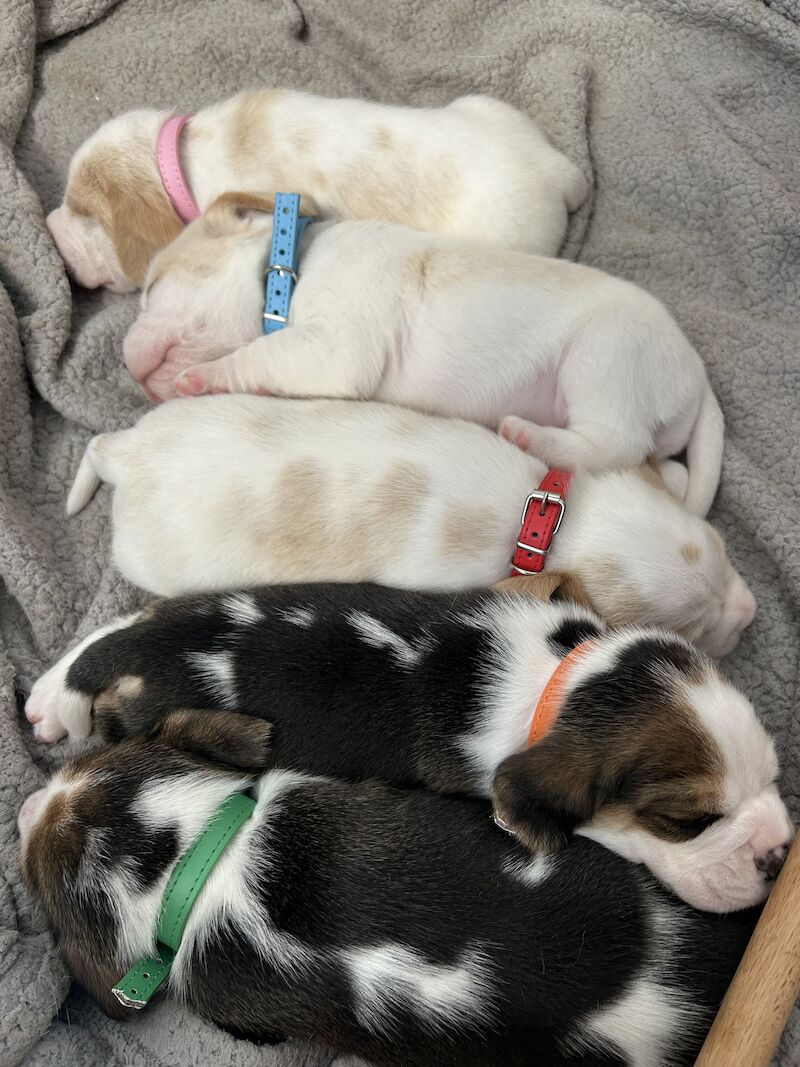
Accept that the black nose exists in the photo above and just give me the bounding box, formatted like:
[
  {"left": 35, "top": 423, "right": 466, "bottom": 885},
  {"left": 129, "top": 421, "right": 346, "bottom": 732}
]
[{"left": 755, "top": 844, "right": 790, "bottom": 881}]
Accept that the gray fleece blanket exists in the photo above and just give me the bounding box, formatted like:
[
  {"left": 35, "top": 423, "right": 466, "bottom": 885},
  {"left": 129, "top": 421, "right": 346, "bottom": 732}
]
[{"left": 1, "top": 0, "right": 799, "bottom": 1064}]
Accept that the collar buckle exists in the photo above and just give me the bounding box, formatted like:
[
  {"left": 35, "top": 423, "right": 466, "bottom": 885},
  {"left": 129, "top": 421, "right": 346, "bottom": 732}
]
[{"left": 510, "top": 470, "right": 573, "bottom": 577}]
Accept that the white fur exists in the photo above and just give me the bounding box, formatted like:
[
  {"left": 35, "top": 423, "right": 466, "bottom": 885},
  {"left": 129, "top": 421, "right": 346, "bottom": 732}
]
[
  {"left": 348, "top": 610, "right": 422, "bottom": 668},
  {"left": 24, "top": 614, "right": 140, "bottom": 742},
  {"left": 186, "top": 650, "right": 237, "bottom": 707},
  {"left": 279, "top": 607, "right": 315, "bottom": 628},
  {"left": 457, "top": 597, "right": 603, "bottom": 791},
  {"left": 342, "top": 942, "right": 495, "bottom": 1037},
  {"left": 503, "top": 854, "right": 557, "bottom": 887},
  {"left": 571, "top": 898, "right": 702, "bottom": 1066},
  {"left": 222, "top": 592, "right": 264, "bottom": 626},
  {"left": 63, "top": 396, "right": 754, "bottom": 656},
  {"left": 132, "top": 210, "right": 722, "bottom": 516},
  {"left": 50, "top": 90, "right": 587, "bottom": 290}
]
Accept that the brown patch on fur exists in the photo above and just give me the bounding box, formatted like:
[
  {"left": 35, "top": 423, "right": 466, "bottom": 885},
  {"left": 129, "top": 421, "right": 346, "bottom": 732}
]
[
  {"left": 68, "top": 143, "right": 183, "bottom": 285},
  {"left": 681, "top": 542, "right": 702, "bottom": 565},
  {"left": 579, "top": 556, "right": 647, "bottom": 627},
  {"left": 440, "top": 504, "right": 505, "bottom": 559},
  {"left": 258, "top": 459, "right": 431, "bottom": 581},
  {"left": 494, "top": 572, "right": 596, "bottom": 611},
  {"left": 373, "top": 127, "right": 394, "bottom": 151}
]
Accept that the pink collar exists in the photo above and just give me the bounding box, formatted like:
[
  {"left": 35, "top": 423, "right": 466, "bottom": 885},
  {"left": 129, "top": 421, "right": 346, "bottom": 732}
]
[{"left": 156, "top": 114, "right": 200, "bottom": 224}]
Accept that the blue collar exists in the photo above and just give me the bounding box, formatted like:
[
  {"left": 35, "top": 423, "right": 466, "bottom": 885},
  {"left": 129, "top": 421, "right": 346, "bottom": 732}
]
[{"left": 262, "top": 192, "right": 314, "bottom": 334}]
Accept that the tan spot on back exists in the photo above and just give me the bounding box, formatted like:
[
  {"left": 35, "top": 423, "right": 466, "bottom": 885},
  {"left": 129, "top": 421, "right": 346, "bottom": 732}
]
[
  {"left": 441, "top": 504, "right": 505, "bottom": 559},
  {"left": 373, "top": 127, "right": 394, "bottom": 150},
  {"left": 681, "top": 542, "right": 702, "bottom": 564},
  {"left": 255, "top": 459, "right": 431, "bottom": 581}
]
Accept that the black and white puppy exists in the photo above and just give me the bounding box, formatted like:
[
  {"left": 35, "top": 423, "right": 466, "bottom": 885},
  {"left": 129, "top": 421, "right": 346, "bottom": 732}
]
[
  {"left": 25, "top": 581, "right": 792, "bottom": 912},
  {"left": 19, "top": 717, "right": 758, "bottom": 1067}
]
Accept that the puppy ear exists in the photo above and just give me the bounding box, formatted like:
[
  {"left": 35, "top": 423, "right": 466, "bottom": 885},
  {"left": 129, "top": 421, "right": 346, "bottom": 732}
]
[
  {"left": 491, "top": 742, "right": 596, "bottom": 854},
  {"left": 152, "top": 709, "right": 273, "bottom": 771},
  {"left": 107, "top": 179, "right": 183, "bottom": 286},
  {"left": 494, "top": 572, "right": 596, "bottom": 612},
  {"left": 205, "top": 189, "right": 320, "bottom": 225}
]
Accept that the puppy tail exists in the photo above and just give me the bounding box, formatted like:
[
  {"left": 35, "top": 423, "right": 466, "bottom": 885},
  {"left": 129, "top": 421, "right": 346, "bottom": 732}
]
[
  {"left": 684, "top": 383, "right": 724, "bottom": 518},
  {"left": 66, "top": 436, "right": 104, "bottom": 517}
]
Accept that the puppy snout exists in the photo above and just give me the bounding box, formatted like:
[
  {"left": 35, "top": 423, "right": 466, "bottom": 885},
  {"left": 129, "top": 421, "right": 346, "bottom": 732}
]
[
  {"left": 726, "top": 576, "right": 757, "bottom": 631},
  {"left": 755, "top": 843, "right": 790, "bottom": 881}
]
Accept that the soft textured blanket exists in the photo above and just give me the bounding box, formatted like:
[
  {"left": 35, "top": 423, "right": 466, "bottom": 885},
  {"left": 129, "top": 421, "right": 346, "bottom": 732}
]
[{"left": 1, "top": 0, "right": 798, "bottom": 1064}]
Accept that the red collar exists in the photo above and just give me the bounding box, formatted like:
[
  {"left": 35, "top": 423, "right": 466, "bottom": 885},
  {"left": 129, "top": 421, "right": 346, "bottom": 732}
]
[{"left": 509, "top": 469, "right": 573, "bottom": 577}]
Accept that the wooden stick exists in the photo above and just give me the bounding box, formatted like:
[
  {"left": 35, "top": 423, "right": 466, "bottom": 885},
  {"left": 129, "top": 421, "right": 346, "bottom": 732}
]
[{"left": 695, "top": 834, "right": 800, "bottom": 1067}]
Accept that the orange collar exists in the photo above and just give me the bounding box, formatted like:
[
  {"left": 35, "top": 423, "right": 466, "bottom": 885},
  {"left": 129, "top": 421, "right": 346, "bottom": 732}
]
[{"left": 527, "top": 639, "right": 596, "bottom": 747}]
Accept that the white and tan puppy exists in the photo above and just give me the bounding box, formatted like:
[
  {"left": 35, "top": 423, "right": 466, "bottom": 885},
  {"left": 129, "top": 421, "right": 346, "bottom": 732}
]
[
  {"left": 124, "top": 199, "right": 723, "bottom": 516},
  {"left": 65, "top": 396, "right": 756, "bottom": 657},
  {"left": 46, "top": 89, "right": 588, "bottom": 291}
]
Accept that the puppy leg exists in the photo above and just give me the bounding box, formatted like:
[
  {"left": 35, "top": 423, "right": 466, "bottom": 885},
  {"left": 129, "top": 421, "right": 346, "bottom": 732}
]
[
  {"left": 498, "top": 415, "right": 648, "bottom": 470},
  {"left": 24, "top": 614, "right": 142, "bottom": 742},
  {"left": 658, "top": 459, "right": 690, "bottom": 502},
  {"left": 175, "top": 326, "right": 385, "bottom": 400}
]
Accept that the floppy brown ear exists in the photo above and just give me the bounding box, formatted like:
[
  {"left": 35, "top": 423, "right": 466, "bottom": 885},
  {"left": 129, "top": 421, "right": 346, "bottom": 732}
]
[
  {"left": 491, "top": 739, "right": 597, "bottom": 854},
  {"left": 205, "top": 189, "right": 320, "bottom": 224},
  {"left": 107, "top": 178, "right": 183, "bottom": 286},
  {"left": 152, "top": 709, "right": 273, "bottom": 771},
  {"left": 494, "top": 571, "right": 596, "bottom": 612}
]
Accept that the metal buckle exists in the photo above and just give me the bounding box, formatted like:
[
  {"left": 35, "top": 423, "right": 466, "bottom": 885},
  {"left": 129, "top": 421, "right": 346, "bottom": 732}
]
[
  {"left": 263, "top": 311, "right": 288, "bottom": 324},
  {"left": 520, "top": 489, "right": 566, "bottom": 534},
  {"left": 266, "top": 263, "right": 298, "bottom": 283}
]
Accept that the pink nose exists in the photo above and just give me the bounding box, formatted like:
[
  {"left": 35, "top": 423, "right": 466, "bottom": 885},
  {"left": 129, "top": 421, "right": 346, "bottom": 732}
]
[{"left": 726, "top": 577, "right": 757, "bottom": 631}]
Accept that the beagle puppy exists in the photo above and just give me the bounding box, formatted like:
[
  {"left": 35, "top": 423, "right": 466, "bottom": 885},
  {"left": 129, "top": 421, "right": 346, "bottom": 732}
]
[
  {"left": 24, "top": 581, "right": 791, "bottom": 912},
  {"left": 19, "top": 716, "right": 759, "bottom": 1066},
  {"left": 45, "top": 89, "right": 588, "bottom": 290},
  {"left": 125, "top": 198, "right": 722, "bottom": 516},
  {"left": 65, "top": 396, "right": 756, "bottom": 657}
]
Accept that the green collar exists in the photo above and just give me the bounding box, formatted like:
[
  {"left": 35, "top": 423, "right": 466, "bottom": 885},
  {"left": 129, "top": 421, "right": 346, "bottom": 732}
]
[{"left": 112, "top": 791, "right": 256, "bottom": 1010}]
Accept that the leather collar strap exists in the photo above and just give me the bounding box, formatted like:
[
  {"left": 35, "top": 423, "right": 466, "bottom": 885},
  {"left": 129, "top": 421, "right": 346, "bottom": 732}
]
[
  {"left": 262, "top": 192, "right": 315, "bottom": 335},
  {"left": 156, "top": 114, "right": 200, "bottom": 224},
  {"left": 112, "top": 791, "right": 255, "bottom": 1010},
  {"left": 510, "top": 469, "right": 573, "bottom": 577},
  {"left": 527, "top": 639, "right": 595, "bottom": 747}
]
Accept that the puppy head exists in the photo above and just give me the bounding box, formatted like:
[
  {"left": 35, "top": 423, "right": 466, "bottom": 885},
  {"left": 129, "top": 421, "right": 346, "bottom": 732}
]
[
  {"left": 48, "top": 110, "right": 182, "bottom": 291},
  {"left": 492, "top": 631, "right": 792, "bottom": 911},
  {"left": 123, "top": 193, "right": 281, "bottom": 399},
  {"left": 553, "top": 465, "right": 757, "bottom": 658},
  {"left": 18, "top": 710, "right": 271, "bottom": 1017}
]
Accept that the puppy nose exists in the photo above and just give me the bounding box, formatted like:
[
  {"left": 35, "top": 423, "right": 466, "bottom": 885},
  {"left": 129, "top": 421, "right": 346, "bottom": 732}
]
[
  {"left": 755, "top": 843, "right": 790, "bottom": 881},
  {"left": 728, "top": 580, "right": 757, "bottom": 630}
]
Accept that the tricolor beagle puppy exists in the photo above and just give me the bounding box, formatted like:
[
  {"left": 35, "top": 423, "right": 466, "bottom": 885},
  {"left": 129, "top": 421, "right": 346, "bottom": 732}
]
[
  {"left": 25, "top": 582, "right": 791, "bottom": 912},
  {"left": 19, "top": 717, "right": 759, "bottom": 1067},
  {"left": 125, "top": 196, "right": 722, "bottom": 516},
  {"left": 65, "top": 396, "right": 756, "bottom": 657},
  {"left": 45, "top": 89, "right": 587, "bottom": 290}
]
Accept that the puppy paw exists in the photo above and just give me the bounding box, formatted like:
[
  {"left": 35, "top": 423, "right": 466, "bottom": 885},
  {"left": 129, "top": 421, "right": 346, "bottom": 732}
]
[
  {"left": 498, "top": 415, "right": 534, "bottom": 454},
  {"left": 658, "top": 459, "right": 690, "bottom": 502},
  {"left": 175, "top": 368, "right": 225, "bottom": 397},
  {"left": 25, "top": 662, "right": 93, "bottom": 743}
]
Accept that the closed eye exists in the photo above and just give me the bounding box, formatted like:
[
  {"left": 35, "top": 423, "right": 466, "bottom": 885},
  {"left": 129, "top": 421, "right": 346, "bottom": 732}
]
[{"left": 666, "top": 813, "right": 722, "bottom": 835}]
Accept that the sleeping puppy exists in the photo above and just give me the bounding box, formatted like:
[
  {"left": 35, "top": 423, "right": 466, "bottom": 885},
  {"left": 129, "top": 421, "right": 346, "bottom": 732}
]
[
  {"left": 64, "top": 396, "right": 756, "bottom": 658},
  {"left": 125, "top": 196, "right": 722, "bottom": 515},
  {"left": 18, "top": 719, "right": 760, "bottom": 1066},
  {"left": 24, "top": 582, "right": 792, "bottom": 912},
  {"left": 45, "top": 89, "right": 587, "bottom": 291}
]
